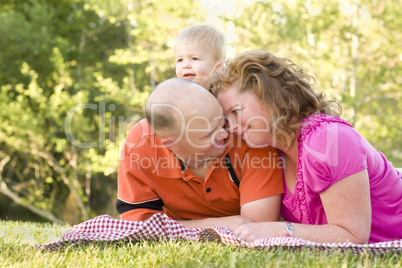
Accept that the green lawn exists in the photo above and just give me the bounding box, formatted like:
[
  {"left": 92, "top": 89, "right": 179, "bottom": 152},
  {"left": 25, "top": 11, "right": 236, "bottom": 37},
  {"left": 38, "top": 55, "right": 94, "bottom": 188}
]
[{"left": 1, "top": 220, "right": 401, "bottom": 267}]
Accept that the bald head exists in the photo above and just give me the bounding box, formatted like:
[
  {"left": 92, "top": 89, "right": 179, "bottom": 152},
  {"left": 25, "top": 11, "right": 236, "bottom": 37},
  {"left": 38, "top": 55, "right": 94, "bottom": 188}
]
[{"left": 145, "top": 78, "right": 221, "bottom": 137}]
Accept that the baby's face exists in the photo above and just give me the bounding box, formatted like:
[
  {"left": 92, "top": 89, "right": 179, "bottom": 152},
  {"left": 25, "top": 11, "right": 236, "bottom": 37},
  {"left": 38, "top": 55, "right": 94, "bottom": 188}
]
[{"left": 174, "top": 39, "right": 219, "bottom": 86}]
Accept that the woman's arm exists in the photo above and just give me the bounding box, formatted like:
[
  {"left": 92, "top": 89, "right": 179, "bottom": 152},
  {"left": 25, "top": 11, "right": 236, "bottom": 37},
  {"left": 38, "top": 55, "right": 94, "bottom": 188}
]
[
  {"left": 234, "top": 170, "right": 372, "bottom": 244},
  {"left": 319, "top": 169, "right": 371, "bottom": 243}
]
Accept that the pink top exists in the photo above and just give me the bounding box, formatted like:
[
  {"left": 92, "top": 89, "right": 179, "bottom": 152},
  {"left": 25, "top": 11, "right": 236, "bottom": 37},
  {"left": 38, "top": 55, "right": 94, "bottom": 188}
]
[{"left": 280, "top": 114, "right": 402, "bottom": 243}]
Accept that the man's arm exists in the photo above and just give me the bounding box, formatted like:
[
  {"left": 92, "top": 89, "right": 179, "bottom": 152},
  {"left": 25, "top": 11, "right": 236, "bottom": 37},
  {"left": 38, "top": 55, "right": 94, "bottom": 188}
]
[
  {"left": 117, "top": 120, "right": 165, "bottom": 221},
  {"left": 177, "top": 215, "right": 252, "bottom": 230},
  {"left": 117, "top": 199, "right": 163, "bottom": 221},
  {"left": 240, "top": 194, "right": 282, "bottom": 221},
  {"left": 117, "top": 154, "right": 165, "bottom": 221},
  {"left": 237, "top": 146, "right": 284, "bottom": 221},
  {"left": 176, "top": 194, "right": 281, "bottom": 230}
]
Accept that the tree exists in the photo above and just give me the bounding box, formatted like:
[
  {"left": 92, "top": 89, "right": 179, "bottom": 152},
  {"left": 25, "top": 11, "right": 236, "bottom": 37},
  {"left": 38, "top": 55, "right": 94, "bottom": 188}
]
[{"left": 0, "top": 0, "right": 206, "bottom": 223}]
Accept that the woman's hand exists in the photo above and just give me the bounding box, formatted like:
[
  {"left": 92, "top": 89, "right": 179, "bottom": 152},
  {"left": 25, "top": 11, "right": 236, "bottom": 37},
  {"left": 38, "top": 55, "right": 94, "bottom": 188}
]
[{"left": 234, "top": 222, "right": 280, "bottom": 243}]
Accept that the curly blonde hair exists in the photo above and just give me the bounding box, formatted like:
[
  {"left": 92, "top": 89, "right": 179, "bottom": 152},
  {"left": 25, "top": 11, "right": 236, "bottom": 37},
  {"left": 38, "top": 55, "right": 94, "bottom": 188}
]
[{"left": 207, "top": 50, "right": 341, "bottom": 149}]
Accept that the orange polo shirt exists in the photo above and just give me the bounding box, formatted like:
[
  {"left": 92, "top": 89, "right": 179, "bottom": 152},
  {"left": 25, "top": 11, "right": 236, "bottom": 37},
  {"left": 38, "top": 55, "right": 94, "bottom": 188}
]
[{"left": 117, "top": 119, "right": 283, "bottom": 221}]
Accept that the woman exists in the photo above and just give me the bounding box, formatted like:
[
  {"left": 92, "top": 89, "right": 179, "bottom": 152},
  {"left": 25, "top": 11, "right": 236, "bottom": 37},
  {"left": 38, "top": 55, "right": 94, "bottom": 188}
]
[{"left": 207, "top": 50, "right": 402, "bottom": 244}]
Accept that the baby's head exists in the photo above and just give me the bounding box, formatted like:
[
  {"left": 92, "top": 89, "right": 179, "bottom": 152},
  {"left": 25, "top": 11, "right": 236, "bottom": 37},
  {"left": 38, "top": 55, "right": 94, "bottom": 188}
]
[{"left": 174, "top": 24, "right": 226, "bottom": 86}]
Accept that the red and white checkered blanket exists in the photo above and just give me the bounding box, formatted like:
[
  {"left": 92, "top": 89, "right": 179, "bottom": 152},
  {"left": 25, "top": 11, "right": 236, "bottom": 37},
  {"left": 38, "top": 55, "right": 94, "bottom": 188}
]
[{"left": 38, "top": 214, "right": 402, "bottom": 255}]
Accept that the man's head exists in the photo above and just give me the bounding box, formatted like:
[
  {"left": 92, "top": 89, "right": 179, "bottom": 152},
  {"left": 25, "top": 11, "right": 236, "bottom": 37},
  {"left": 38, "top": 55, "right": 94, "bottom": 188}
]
[
  {"left": 145, "top": 78, "right": 228, "bottom": 167},
  {"left": 174, "top": 24, "right": 226, "bottom": 86}
]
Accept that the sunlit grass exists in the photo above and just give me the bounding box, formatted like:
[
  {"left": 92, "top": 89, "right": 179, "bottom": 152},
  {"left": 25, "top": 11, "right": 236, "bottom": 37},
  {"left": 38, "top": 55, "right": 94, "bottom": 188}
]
[{"left": 1, "top": 220, "right": 401, "bottom": 267}]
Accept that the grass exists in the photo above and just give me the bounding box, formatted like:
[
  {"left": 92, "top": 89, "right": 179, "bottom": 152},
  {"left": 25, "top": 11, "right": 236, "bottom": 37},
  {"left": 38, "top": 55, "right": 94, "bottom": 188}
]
[{"left": 1, "top": 220, "right": 401, "bottom": 268}]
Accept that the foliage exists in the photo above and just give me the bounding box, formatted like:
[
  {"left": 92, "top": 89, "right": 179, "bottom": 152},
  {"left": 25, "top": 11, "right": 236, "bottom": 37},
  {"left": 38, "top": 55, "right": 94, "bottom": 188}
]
[
  {"left": 1, "top": 220, "right": 402, "bottom": 267},
  {"left": 0, "top": 0, "right": 205, "bottom": 223},
  {"left": 0, "top": 0, "right": 400, "bottom": 223}
]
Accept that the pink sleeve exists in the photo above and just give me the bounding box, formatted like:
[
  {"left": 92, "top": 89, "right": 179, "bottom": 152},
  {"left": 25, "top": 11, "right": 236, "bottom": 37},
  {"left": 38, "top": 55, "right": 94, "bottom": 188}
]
[{"left": 301, "top": 122, "right": 368, "bottom": 194}]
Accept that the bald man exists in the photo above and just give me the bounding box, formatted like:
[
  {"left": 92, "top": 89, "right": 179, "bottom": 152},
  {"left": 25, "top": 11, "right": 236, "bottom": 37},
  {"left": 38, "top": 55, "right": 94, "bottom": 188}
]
[{"left": 116, "top": 78, "right": 283, "bottom": 229}]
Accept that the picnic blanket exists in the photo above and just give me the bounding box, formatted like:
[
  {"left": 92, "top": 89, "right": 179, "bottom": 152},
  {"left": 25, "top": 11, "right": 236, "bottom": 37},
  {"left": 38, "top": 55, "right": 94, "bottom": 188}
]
[{"left": 37, "top": 214, "right": 402, "bottom": 255}]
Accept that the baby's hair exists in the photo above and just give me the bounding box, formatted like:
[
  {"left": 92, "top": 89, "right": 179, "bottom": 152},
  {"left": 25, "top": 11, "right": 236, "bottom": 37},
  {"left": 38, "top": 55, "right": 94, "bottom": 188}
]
[{"left": 175, "top": 24, "right": 226, "bottom": 61}]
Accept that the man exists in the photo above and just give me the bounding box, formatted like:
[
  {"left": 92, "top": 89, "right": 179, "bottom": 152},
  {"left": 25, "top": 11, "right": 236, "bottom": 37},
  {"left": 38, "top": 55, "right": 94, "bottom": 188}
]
[{"left": 116, "top": 78, "right": 283, "bottom": 229}]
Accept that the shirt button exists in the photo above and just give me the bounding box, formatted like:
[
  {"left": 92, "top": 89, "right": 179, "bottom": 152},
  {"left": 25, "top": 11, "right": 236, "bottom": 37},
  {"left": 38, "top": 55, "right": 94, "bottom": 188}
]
[{"left": 206, "top": 188, "right": 211, "bottom": 193}]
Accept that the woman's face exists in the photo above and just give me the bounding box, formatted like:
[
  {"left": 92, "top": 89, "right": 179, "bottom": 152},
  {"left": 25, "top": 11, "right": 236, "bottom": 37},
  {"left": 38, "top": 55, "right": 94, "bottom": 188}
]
[{"left": 216, "top": 83, "right": 277, "bottom": 148}]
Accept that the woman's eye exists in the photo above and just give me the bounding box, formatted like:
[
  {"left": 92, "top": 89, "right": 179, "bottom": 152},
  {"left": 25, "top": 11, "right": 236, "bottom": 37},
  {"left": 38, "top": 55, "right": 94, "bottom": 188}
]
[{"left": 231, "top": 105, "right": 243, "bottom": 115}]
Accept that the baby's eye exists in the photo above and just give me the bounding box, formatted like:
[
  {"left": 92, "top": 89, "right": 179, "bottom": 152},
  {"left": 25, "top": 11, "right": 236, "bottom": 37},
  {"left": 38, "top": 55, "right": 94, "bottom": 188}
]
[
  {"left": 176, "top": 59, "right": 183, "bottom": 63},
  {"left": 192, "top": 57, "right": 200, "bottom": 61}
]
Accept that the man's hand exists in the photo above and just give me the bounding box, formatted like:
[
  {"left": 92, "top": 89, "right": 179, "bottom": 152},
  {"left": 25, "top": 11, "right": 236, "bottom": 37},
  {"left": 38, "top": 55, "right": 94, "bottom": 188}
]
[{"left": 177, "top": 215, "right": 253, "bottom": 231}]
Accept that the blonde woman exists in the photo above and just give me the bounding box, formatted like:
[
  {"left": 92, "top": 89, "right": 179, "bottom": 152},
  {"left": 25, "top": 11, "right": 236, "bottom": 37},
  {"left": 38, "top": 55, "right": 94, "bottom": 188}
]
[{"left": 208, "top": 50, "right": 402, "bottom": 244}]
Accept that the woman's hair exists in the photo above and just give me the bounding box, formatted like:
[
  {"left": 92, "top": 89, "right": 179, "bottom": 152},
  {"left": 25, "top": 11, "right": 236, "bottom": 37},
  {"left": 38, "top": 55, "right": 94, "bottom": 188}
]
[{"left": 207, "top": 49, "right": 341, "bottom": 149}]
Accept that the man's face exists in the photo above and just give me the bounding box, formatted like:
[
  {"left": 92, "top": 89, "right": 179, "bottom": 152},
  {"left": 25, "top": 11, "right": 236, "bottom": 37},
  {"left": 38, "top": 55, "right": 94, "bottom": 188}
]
[
  {"left": 175, "top": 39, "right": 218, "bottom": 87},
  {"left": 170, "top": 104, "right": 229, "bottom": 167}
]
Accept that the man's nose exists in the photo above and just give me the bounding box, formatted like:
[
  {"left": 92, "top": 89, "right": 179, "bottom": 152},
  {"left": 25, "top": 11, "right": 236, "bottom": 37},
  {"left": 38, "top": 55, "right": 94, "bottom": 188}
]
[
  {"left": 226, "top": 119, "right": 239, "bottom": 135},
  {"left": 216, "top": 127, "right": 229, "bottom": 141}
]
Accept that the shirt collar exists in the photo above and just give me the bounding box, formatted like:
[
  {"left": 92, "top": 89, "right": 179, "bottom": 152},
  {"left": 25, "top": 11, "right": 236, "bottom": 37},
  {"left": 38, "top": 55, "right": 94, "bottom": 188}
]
[{"left": 154, "top": 135, "right": 235, "bottom": 178}]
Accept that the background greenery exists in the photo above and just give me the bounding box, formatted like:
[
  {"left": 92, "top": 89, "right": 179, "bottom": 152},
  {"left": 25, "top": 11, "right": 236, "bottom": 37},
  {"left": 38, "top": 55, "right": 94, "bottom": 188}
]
[{"left": 0, "top": 0, "right": 401, "bottom": 225}]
